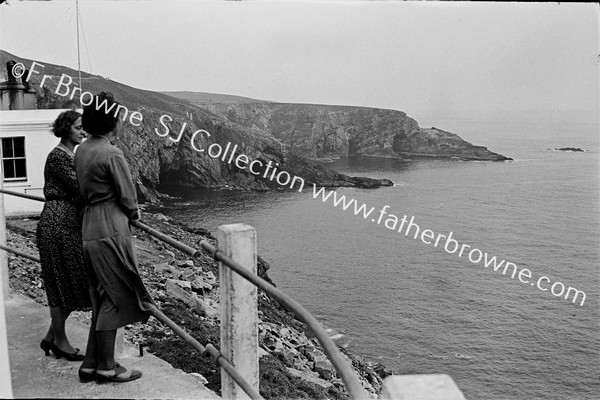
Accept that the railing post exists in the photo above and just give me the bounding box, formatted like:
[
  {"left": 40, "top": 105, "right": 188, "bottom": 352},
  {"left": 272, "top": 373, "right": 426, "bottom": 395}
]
[
  {"left": 381, "top": 374, "right": 467, "bottom": 400},
  {"left": 0, "top": 159, "right": 14, "bottom": 398},
  {"left": 217, "top": 224, "right": 259, "bottom": 400},
  {"left": 0, "top": 150, "right": 7, "bottom": 301}
]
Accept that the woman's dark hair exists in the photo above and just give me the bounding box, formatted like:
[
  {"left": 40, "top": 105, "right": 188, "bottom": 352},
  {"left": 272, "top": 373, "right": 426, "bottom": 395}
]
[
  {"left": 82, "top": 92, "right": 120, "bottom": 136},
  {"left": 51, "top": 110, "right": 81, "bottom": 138}
]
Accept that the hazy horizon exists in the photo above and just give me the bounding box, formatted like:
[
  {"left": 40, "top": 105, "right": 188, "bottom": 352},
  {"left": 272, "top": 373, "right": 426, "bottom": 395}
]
[{"left": 0, "top": 1, "right": 598, "bottom": 129}]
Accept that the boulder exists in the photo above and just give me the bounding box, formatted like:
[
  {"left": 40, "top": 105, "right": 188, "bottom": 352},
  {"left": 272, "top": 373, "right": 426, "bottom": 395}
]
[
  {"left": 279, "top": 327, "right": 291, "bottom": 338},
  {"left": 204, "top": 271, "right": 217, "bottom": 285},
  {"left": 184, "top": 272, "right": 198, "bottom": 282},
  {"left": 195, "top": 297, "right": 218, "bottom": 319},
  {"left": 165, "top": 279, "right": 198, "bottom": 310},
  {"left": 273, "top": 339, "right": 284, "bottom": 352},
  {"left": 286, "top": 368, "right": 332, "bottom": 389},
  {"left": 155, "top": 213, "right": 170, "bottom": 222},
  {"left": 191, "top": 278, "right": 213, "bottom": 294},
  {"left": 373, "top": 362, "right": 393, "bottom": 379},
  {"left": 305, "top": 348, "right": 323, "bottom": 362},
  {"left": 164, "top": 250, "right": 176, "bottom": 260},
  {"left": 263, "top": 334, "right": 276, "bottom": 349},
  {"left": 177, "top": 259, "right": 195, "bottom": 268},
  {"left": 314, "top": 359, "right": 335, "bottom": 380},
  {"left": 281, "top": 349, "right": 295, "bottom": 366},
  {"left": 154, "top": 262, "right": 175, "bottom": 275},
  {"left": 332, "top": 379, "right": 345, "bottom": 390},
  {"left": 292, "top": 358, "right": 307, "bottom": 371},
  {"left": 168, "top": 279, "right": 192, "bottom": 289},
  {"left": 258, "top": 346, "right": 270, "bottom": 358}
]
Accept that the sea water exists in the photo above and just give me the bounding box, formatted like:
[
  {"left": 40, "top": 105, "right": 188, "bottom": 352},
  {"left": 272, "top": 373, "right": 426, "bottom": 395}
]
[{"left": 152, "top": 115, "right": 599, "bottom": 399}]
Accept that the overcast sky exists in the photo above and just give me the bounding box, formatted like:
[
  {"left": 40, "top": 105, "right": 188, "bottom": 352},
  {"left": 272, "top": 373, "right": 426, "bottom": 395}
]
[{"left": 0, "top": 1, "right": 598, "bottom": 126}]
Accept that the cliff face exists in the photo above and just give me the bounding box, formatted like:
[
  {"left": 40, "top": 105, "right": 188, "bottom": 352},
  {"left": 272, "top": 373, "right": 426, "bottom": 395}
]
[
  {"left": 184, "top": 100, "right": 510, "bottom": 161},
  {"left": 191, "top": 102, "right": 420, "bottom": 159},
  {"left": 2, "top": 50, "right": 509, "bottom": 204},
  {"left": 0, "top": 51, "right": 393, "bottom": 203}
]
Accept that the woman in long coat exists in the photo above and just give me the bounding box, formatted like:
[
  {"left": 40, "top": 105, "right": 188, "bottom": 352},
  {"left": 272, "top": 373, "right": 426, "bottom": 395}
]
[{"left": 75, "top": 92, "right": 153, "bottom": 383}]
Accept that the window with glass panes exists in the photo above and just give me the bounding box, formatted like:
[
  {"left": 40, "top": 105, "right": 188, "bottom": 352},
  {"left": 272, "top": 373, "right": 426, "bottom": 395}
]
[{"left": 2, "top": 137, "right": 27, "bottom": 181}]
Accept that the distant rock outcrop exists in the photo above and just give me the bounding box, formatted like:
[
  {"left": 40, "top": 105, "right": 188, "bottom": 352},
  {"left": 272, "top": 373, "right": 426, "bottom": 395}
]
[{"left": 555, "top": 147, "right": 584, "bottom": 152}]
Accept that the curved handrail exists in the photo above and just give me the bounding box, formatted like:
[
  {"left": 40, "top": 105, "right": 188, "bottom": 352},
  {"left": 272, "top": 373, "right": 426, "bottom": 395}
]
[
  {"left": 0, "top": 188, "right": 368, "bottom": 399},
  {"left": 197, "top": 238, "right": 367, "bottom": 399},
  {"left": 130, "top": 220, "right": 200, "bottom": 259},
  {"left": 131, "top": 223, "right": 367, "bottom": 399},
  {"left": 0, "top": 189, "right": 44, "bottom": 202},
  {"left": 143, "top": 302, "right": 263, "bottom": 400},
  {"left": 0, "top": 244, "right": 40, "bottom": 263}
]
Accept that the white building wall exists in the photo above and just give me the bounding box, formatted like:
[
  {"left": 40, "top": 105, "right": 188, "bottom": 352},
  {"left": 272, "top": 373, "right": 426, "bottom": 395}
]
[{"left": 0, "top": 109, "right": 72, "bottom": 216}]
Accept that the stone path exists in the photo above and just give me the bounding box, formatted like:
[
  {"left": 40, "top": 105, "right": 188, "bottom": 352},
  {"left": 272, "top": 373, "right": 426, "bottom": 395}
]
[{"left": 6, "top": 291, "right": 220, "bottom": 399}]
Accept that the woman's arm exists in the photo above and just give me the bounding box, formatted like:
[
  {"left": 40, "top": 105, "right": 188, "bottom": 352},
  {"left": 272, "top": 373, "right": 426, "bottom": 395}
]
[
  {"left": 108, "top": 151, "right": 139, "bottom": 219},
  {"left": 47, "top": 151, "right": 81, "bottom": 199}
]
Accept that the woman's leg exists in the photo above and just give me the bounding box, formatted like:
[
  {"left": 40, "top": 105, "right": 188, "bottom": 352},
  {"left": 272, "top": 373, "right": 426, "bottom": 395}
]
[
  {"left": 95, "top": 328, "right": 141, "bottom": 381},
  {"left": 49, "top": 306, "right": 77, "bottom": 353},
  {"left": 95, "top": 329, "right": 117, "bottom": 370},
  {"left": 80, "top": 307, "right": 98, "bottom": 370},
  {"left": 42, "top": 322, "right": 53, "bottom": 343}
]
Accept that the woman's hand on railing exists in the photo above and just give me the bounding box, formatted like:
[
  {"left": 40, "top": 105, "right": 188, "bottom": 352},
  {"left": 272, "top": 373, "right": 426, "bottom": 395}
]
[{"left": 131, "top": 209, "right": 142, "bottom": 221}]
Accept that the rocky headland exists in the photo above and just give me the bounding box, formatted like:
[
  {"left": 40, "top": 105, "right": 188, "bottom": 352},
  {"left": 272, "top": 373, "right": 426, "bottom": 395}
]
[
  {"left": 167, "top": 92, "right": 512, "bottom": 162},
  {"left": 2, "top": 50, "right": 510, "bottom": 203}
]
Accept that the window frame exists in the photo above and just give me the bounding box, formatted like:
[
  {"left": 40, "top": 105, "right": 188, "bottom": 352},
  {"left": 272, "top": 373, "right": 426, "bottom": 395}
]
[{"left": 2, "top": 136, "right": 28, "bottom": 182}]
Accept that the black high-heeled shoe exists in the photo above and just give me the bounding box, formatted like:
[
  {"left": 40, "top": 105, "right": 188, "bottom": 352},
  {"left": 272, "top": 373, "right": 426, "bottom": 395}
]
[
  {"left": 40, "top": 339, "right": 53, "bottom": 356},
  {"left": 50, "top": 344, "right": 85, "bottom": 361}
]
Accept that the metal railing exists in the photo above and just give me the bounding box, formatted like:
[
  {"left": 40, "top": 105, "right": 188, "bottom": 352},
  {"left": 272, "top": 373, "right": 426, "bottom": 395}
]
[{"left": 0, "top": 188, "right": 368, "bottom": 399}]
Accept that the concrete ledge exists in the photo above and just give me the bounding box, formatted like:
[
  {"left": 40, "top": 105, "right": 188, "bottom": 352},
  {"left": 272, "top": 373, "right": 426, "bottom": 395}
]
[
  {"left": 6, "top": 291, "right": 220, "bottom": 399},
  {"left": 381, "top": 374, "right": 466, "bottom": 400}
]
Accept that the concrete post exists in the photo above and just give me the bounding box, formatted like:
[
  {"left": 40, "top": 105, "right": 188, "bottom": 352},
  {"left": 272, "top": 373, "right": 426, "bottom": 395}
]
[
  {"left": 381, "top": 374, "right": 466, "bottom": 400},
  {"left": 0, "top": 146, "right": 7, "bottom": 300},
  {"left": 217, "top": 224, "right": 259, "bottom": 400},
  {"left": 0, "top": 153, "right": 14, "bottom": 398}
]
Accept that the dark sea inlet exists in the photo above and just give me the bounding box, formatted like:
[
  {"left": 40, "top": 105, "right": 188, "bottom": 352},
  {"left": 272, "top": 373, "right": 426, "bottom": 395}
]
[{"left": 153, "top": 116, "right": 599, "bottom": 399}]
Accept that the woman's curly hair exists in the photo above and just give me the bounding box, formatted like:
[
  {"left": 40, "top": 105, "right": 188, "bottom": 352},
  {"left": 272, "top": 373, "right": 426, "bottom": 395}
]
[
  {"left": 82, "top": 91, "right": 121, "bottom": 136},
  {"left": 51, "top": 110, "right": 81, "bottom": 138}
]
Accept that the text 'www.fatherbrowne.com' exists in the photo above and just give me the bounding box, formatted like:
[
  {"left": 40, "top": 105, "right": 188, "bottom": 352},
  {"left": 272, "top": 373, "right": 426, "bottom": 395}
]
[{"left": 312, "top": 184, "right": 587, "bottom": 306}]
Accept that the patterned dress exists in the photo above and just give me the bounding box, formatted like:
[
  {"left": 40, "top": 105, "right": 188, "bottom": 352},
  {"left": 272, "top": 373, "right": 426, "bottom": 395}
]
[{"left": 36, "top": 146, "right": 92, "bottom": 312}]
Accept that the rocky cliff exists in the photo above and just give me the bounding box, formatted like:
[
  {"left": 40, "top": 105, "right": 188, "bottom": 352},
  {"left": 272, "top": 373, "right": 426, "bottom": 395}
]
[
  {"left": 1, "top": 51, "right": 394, "bottom": 202},
  {"left": 167, "top": 92, "right": 511, "bottom": 161},
  {"left": 1, "top": 50, "right": 510, "bottom": 204}
]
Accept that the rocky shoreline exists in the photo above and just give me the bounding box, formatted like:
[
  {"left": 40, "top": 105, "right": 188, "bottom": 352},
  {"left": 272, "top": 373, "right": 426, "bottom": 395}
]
[{"left": 6, "top": 212, "right": 392, "bottom": 399}]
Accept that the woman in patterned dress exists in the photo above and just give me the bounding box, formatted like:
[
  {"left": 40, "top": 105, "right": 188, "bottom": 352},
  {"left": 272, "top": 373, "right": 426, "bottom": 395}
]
[
  {"left": 37, "top": 110, "right": 90, "bottom": 361},
  {"left": 75, "top": 92, "right": 153, "bottom": 383}
]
